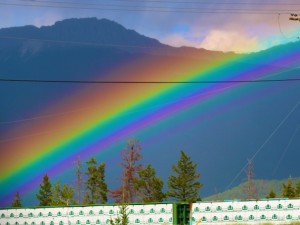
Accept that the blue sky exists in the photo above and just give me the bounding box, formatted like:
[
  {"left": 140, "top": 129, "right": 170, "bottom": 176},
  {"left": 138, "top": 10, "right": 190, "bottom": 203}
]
[{"left": 1, "top": 0, "right": 300, "bottom": 52}]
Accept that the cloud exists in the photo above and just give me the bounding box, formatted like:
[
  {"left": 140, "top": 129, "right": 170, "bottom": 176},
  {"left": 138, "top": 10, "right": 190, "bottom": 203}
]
[
  {"left": 160, "top": 33, "right": 203, "bottom": 48},
  {"left": 199, "top": 29, "right": 260, "bottom": 53},
  {"left": 160, "top": 29, "right": 260, "bottom": 53}
]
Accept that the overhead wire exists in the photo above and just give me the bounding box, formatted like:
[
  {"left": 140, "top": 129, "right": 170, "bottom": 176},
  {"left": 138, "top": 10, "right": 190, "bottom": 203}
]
[
  {"left": 0, "top": 36, "right": 159, "bottom": 49},
  {"left": 0, "top": 108, "right": 88, "bottom": 125},
  {"left": 226, "top": 96, "right": 300, "bottom": 190},
  {"left": 1, "top": 78, "right": 300, "bottom": 84},
  {"left": 15, "top": 0, "right": 300, "bottom": 12},
  {"left": 277, "top": 13, "right": 300, "bottom": 40},
  {"left": 0, "top": 66, "right": 298, "bottom": 127},
  {"left": 18, "top": 0, "right": 300, "bottom": 6},
  {"left": 0, "top": 59, "right": 296, "bottom": 121},
  {"left": 0, "top": 2, "right": 297, "bottom": 14},
  {"left": 271, "top": 121, "right": 300, "bottom": 177},
  {"left": 1, "top": 0, "right": 300, "bottom": 187}
]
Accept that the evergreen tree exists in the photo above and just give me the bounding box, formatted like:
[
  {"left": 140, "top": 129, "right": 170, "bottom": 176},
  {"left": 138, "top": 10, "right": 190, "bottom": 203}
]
[
  {"left": 85, "top": 157, "right": 108, "bottom": 204},
  {"left": 295, "top": 180, "right": 300, "bottom": 197},
  {"left": 282, "top": 177, "right": 296, "bottom": 198},
  {"left": 98, "top": 163, "right": 108, "bottom": 203},
  {"left": 134, "top": 164, "right": 165, "bottom": 202},
  {"left": 83, "top": 191, "right": 92, "bottom": 205},
  {"left": 167, "top": 150, "right": 202, "bottom": 202},
  {"left": 61, "top": 184, "right": 76, "bottom": 205},
  {"left": 110, "top": 204, "right": 129, "bottom": 225},
  {"left": 51, "top": 182, "right": 63, "bottom": 206},
  {"left": 85, "top": 157, "right": 97, "bottom": 204},
  {"left": 11, "top": 192, "right": 22, "bottom": 207},
  {"left": 36, "top": 174, "right": 53, "bottom": 206},
  {"left": 266, "top": 189, "right": 276, "bottom": 198},
  {"left": 51, "top": 181, "right": 76, "bottom": 206}
]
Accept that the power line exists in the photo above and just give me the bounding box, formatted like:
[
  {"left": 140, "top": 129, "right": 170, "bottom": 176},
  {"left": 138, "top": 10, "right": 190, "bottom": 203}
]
[
  {"left": 0, "top": 108, "right": 88, "bottom": 125},
  {"left": 277, "top": 13, "right": 299, "bottom": 40},
  {"left": 0, "top": 36, "right": 158, "bottom": 49},
  {"left": 0, "top": 2, "right": 296, "bottom": 14},
  {"left": 1, "top": 78, "right": 300, "bottom": 84},
  {"left": 19, "top": 0, "right": 300, "bottom": 6},
  {"left": 272, "top": 121, "right": 300, "bottom": 177},
  {"left": 226, "top": 96, "right": 300, "bottom": 190},
  {"left": 16, "top": 0, "right": 300, "bottom": 12},
  {"left": 0, "top": 71, "right": 297, "bottom": 127},
  {"left": 0, "top": 83, "right": 235, "bottom": 139}
]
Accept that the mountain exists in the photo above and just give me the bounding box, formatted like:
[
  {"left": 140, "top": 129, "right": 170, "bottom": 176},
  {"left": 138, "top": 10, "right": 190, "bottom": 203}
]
[
  {"left": 0, "top": 17, "right": 231, "bottom": 134},
  {"left": 0, "top": 17, "right": 161, "bottom": 47},
  {"left": 204, "top": 178, "right": 300, "bottom": 201},
  {"left": 0, "top": 17, "right": 225, "bottom": 58},
  {"left": 1, "top": 18, "right": 300, "bottom": 207}
]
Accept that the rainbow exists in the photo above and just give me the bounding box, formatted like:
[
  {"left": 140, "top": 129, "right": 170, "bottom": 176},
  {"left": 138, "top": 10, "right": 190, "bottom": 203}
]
[{"left": 1, "top": 41, "right": 300, "bottom": 206}]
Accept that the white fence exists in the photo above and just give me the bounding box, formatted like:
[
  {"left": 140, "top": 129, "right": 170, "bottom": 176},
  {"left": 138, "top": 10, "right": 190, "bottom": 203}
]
[
  {"left": 191, "top": 199, "right": 300, "bottom": 224},
  {"left": 1, "top": 199, "right": 300, "bottom": 225},
  {"left": 0, "top": 203, "right": 173, "bottom": 225}
]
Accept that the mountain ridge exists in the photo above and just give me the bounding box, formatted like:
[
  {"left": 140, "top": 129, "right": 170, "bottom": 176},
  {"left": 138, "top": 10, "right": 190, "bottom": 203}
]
[
  {"left": 204, "top": 178, "right": 300, "bottom": 201},
  {"left": 0, "top": 17, "right": 236, "bottom": 59}
]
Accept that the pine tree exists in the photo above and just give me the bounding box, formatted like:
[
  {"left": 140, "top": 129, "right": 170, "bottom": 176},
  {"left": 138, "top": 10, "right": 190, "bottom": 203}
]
[
  {"left": 266, "top": 189, "right": 276, "bottom": 198},
  {"left": 167, "top": 150, "right": 202, "bottom": 202},
  {"left": 295, "top": 180, "right": 300, "bottom": 197},
  {"left": 61, "top": 184, "right": 76, "bottom": 205},
  {"left": 110, "top": 204, "right": 129, "bottom": 225},
  {"left": 51, "top": 181, "right": 76, "bottom": 206},
  {"left": 282, "top": 177, "right": 296, "bottom": 198},
  {"left": 111, "top": 139, "right": 142, "bottom": 203},
  {"left": 51, "top": 182, "right": 63, "bottom": 206},
  {"left": 11, "top": 192, "right": 22, "bottom": 207},
  {"left": 98, "top": 162, "right": 108, "bottom": 203},
  {"left": 85, "top": 157, "right": 97, "bottom": 204},
  {"left": 83, "top": 191, "right": 92, "bottom": 205},
  {"left": 85, "top": 157, "right": 108, "bottom": 204},
  {"left": 36, "top": 174, "right": 52, "bottom": 206},
  {"left": 134, "top": 164, "right": 165, "bottom": 202}
]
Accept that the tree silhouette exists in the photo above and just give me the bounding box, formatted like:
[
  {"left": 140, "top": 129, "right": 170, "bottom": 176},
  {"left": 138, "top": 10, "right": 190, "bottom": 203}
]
[
  {"left": 111, "top": 139, "right": 142, "bottom": 203},
  {"left": 11, "top": 192, "right": 22, "bottom": 207},
  {"left": 282, "top": 177, "right": 296, "bottom": 198},
  {"left": 36, "top": 174, "right": 52, "bottom": 206},
  {"left": 85, "top": 157, "right": 108, "bottom": 204},
  {"left": 167, "top": 150, "right": 202, "bottom": 202},
  {"left": 134, "top": 164, "right": 165, "bottom": 202}
]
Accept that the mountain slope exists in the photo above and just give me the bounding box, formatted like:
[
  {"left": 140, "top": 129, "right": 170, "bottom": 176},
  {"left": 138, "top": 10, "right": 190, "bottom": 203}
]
[{"left": 204, "top": 178, "right": 300, "bottom": 201}]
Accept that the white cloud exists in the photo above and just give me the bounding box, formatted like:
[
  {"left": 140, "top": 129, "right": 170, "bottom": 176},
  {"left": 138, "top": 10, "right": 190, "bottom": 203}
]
[
  {"left": 160, "top": 29, "right": 261, "bottom": 53},
  {"left": 199, "top": 30, "right": 260, "bottom": 53}
]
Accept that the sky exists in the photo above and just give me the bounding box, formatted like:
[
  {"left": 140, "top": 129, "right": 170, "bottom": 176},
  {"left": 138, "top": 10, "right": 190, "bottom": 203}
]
[
  {"left": 0, "top": 0, "right": 300, "bottom": 53},
  {"left": 1, "top": 0, "right": 300, "bottom": 207}
]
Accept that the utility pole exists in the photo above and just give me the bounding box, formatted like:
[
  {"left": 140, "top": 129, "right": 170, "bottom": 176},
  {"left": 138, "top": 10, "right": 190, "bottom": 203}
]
[
  {"left": 289, "top": 14, "right": 300, "bottom": 21},
  {"left": 243, "top": 159, "right": 257, "bottom": 199}
]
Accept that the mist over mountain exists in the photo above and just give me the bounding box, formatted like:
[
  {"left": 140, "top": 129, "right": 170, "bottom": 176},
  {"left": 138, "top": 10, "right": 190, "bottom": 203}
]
[{"left": 1, "top": 17, "right": 300, "bottom": 206}]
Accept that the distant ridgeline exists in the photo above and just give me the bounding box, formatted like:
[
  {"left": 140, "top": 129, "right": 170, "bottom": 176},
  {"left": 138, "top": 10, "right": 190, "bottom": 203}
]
[{"left": 1, "top": 199, "right": 300, "bottom": 225}]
